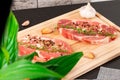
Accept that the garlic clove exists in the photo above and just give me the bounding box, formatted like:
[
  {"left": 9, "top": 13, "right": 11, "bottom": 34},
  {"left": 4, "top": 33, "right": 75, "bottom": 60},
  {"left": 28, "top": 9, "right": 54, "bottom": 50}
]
[
  {"left": 22, "top": 20, "right": 30, "bottom": 27},
  {"left": 41, "top": 27, "right": 53, "bottom": 34},
  {"left": 79, "top": 2, "right": 97, "bottom": 18}
]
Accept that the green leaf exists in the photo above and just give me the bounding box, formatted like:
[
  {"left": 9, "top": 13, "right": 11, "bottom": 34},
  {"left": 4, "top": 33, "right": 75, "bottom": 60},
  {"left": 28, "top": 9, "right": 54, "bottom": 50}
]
[
  {"left": 1, "top": 47, "right": 9, "bottom": 63},
  {"left": 0, "top": 60, "right": 62, "bottom": 80},
  {"left": 1, "top": 47, "right": 9, "bottom": 62},
  {"left": 0, "top": 49, "right": 4, "bottom": 69},
  {"left": 31, "top": 77, "right": 60, "bottom": 80},
  {"left": 0, "top": 47, "right": 10, "bottom": 68},
  {"left": 17, "top": 52, "right": 37, "bottom": 61},
  {"left": 37, "top": 52, "right": 83, "bottom": 76},
  {"left": 0, "top": 11, "right": 19, "bottom": 68}
]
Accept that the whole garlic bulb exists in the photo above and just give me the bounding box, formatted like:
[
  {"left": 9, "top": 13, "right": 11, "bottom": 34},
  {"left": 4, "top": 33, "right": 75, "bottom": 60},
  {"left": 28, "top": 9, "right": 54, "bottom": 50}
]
[{"left": 79, "top": 2, "right": 96, "bottom": 18}]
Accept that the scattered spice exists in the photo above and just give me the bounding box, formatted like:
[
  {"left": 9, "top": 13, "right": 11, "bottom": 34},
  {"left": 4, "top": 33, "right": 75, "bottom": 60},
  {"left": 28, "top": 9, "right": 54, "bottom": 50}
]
[
  {"left": 61, "top": 25, "right": 115, "bottom": 37},
  {"left": 19, "top": 34, "right": 68, "bottom": 53}
]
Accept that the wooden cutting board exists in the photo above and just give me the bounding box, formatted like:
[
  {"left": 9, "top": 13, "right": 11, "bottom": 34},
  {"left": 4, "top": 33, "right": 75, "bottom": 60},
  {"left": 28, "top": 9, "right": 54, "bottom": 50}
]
[{"left": 18, "top": 8, "right": 120, "bottom": 80}]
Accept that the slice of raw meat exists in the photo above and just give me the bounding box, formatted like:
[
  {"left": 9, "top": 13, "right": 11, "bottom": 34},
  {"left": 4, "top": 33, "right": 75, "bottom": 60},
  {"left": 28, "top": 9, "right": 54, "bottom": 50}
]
[
  {"left": 18, "top": 35, "right": 73, "bottom": 62},
  {"left": 57, "top": 19, "right": 118, "bottom": 44}
]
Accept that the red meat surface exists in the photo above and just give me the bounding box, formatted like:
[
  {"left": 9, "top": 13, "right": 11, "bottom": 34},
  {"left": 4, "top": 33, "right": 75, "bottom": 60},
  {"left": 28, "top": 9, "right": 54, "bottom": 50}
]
[
  {"left": 18, "top": 36, "right": 73, "bottom": 62},
  {"left": 57, "top": 19, "right": 118, "bottom": 44}
]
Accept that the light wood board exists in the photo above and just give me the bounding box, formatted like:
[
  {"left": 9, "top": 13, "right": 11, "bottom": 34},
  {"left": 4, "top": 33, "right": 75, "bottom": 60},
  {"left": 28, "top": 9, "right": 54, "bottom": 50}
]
[{"left": 18, "top": 8, "right": 120, "bottom": 80}]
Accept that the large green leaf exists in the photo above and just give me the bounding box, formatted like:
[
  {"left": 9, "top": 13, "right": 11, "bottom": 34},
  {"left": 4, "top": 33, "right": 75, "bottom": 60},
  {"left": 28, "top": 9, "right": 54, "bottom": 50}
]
[
  {"left": 17, "top": 52, "right": 83, "bottom": 78},
  {"left": 37, "top": 52, "right": 83, "bottom": 76},
  {"left": 0, "top": 11, "right": 19, "bottom": 67},
  {"left": 0, "top": 60, "right": 62, "bottom": 80}
]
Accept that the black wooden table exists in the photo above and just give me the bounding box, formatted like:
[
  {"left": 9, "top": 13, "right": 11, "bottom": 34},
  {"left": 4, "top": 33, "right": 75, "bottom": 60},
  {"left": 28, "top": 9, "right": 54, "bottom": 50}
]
[{"left": 13, "top": 1, "right": 120, "bottom": 79}]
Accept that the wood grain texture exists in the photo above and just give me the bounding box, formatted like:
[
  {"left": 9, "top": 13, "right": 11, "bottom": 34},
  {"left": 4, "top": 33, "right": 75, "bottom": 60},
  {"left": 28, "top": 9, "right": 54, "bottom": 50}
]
[{"left": 18, "top": 8, "right": 120, "bottom": 80}]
